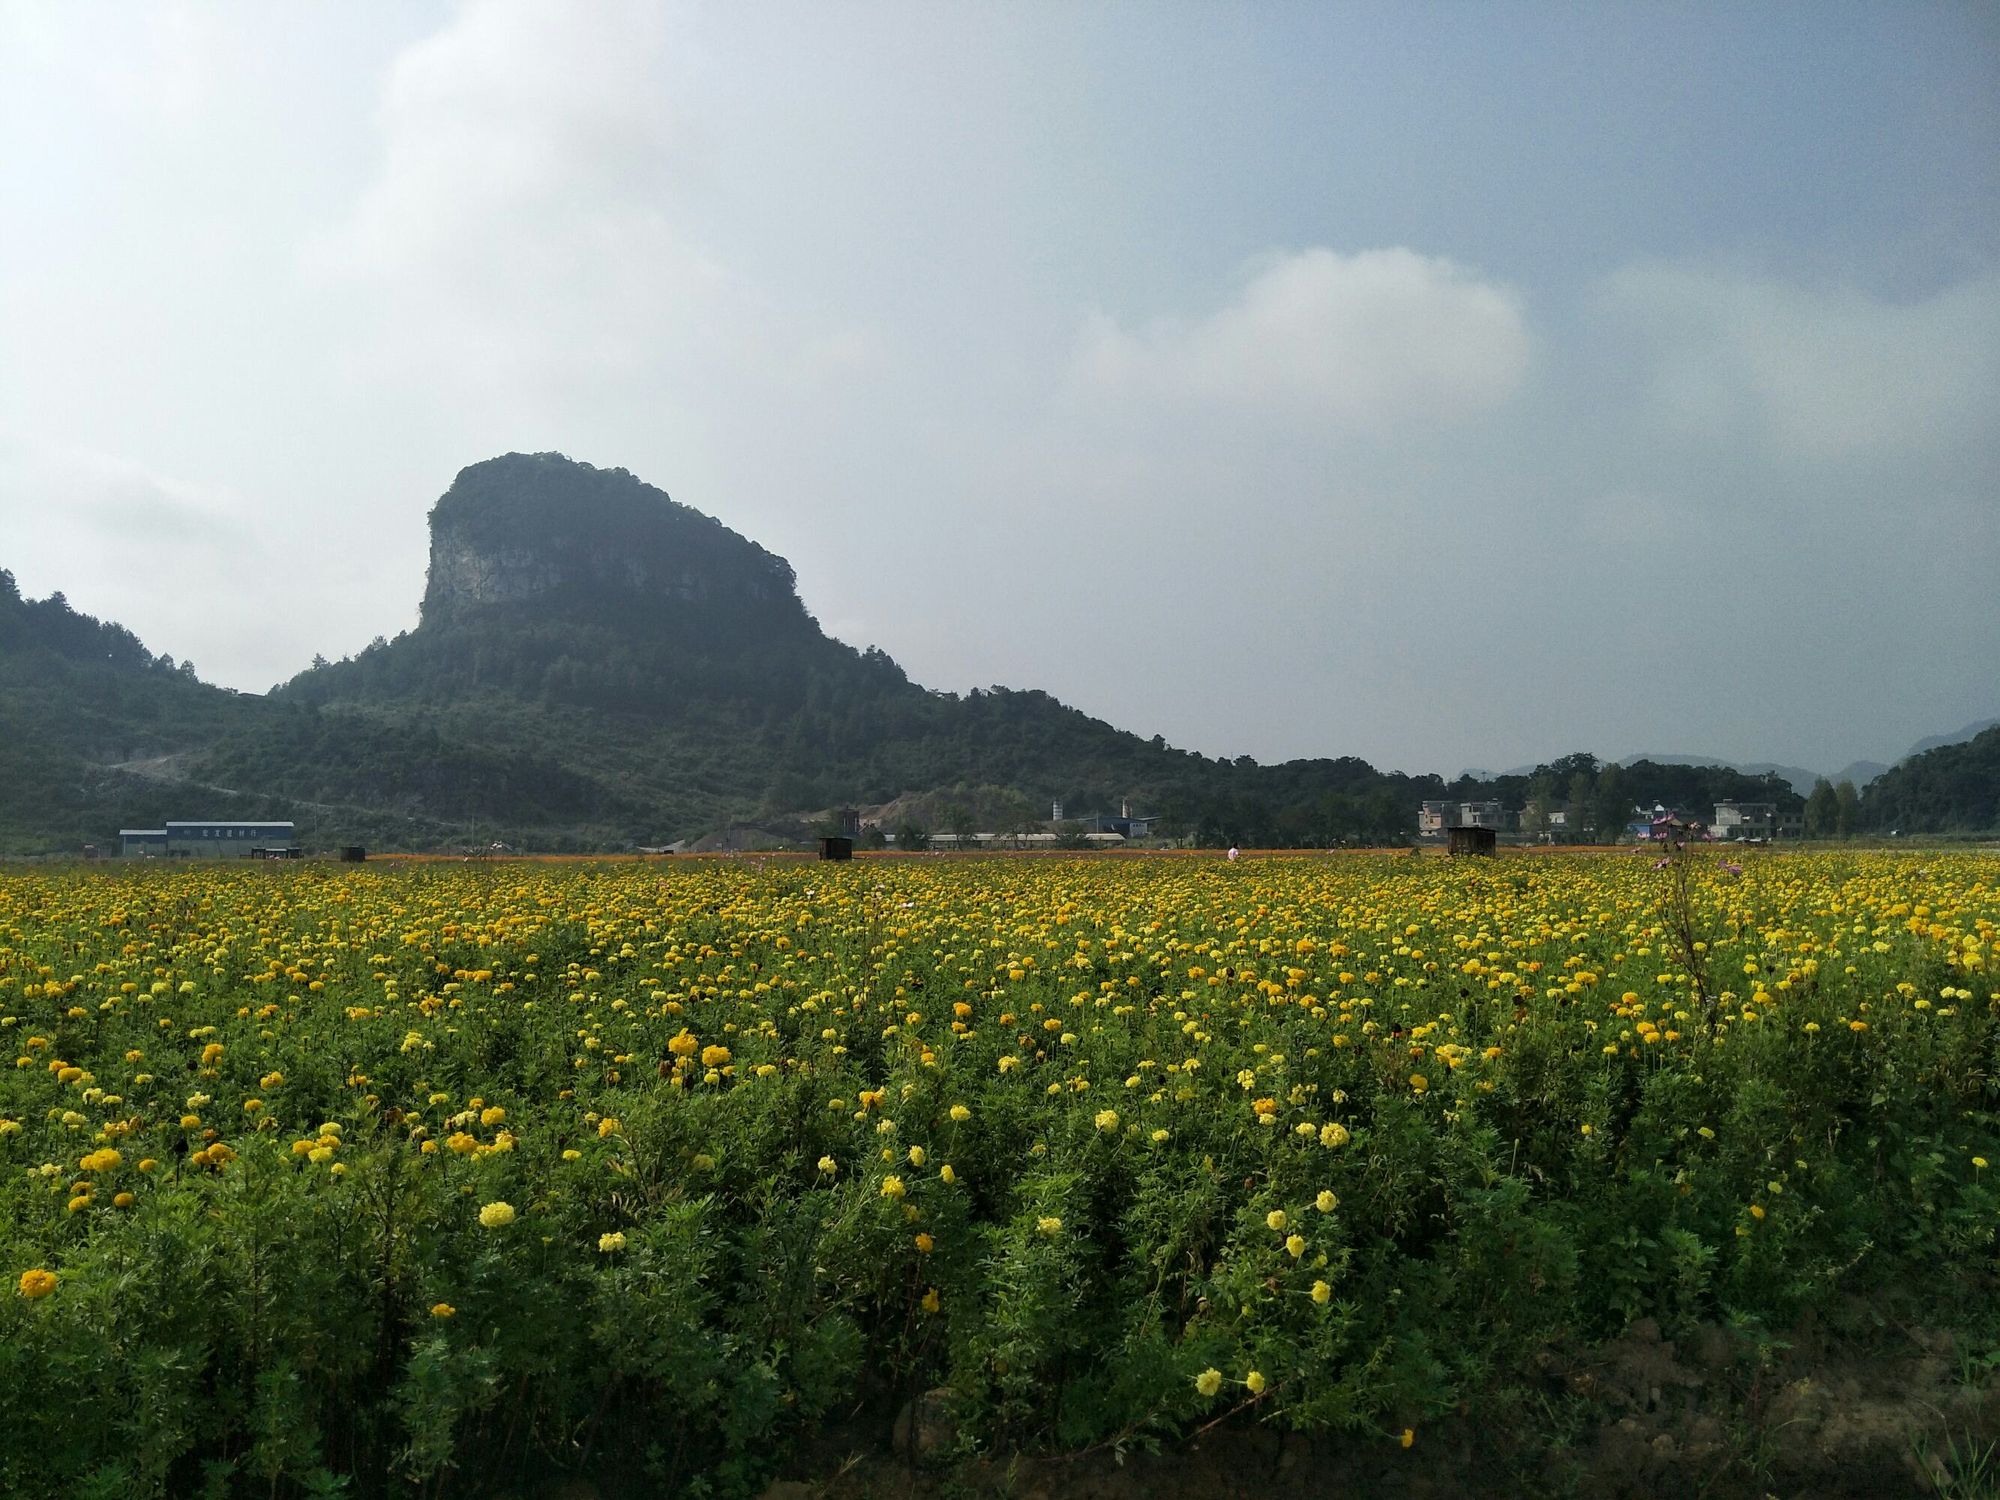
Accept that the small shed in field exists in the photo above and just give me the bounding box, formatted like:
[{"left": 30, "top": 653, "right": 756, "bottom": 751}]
[
  {"left": 818, "top": 836, "right": 854, "bottom": 862},
  {"left": 1447, "top": 825, "right": 1497, "bottom": 857}
]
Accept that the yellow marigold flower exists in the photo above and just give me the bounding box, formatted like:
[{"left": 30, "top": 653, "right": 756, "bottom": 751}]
[
  {"left": 430, "top": 1303, "right": 456, "bottom": 1319},
  {"left": 1285, "top": 1234, "right": 1306, "bottom": 1258},
  {"left": 79, "top": 1148, "right": 121, "bottom": 1173},
  {"left": 598, "top": 1232, "right": 627, "bottom": 1253},
  {"left": 1312, "top": 1280, "right": 1332, "bottom": 1304},
  {"left": 66, "top": 1195, "right": 91, "bottom": 1214},
  {"left": 667, "top": 1029, "right": 699, "bottom": 1057},
  {"left": 1036, "top": 1216, "right": 1063, "bottom": 1236},
  {"left": 1245, "top": 1370, "right": 1266, "bottom": 1395},
  {"left": 949, "top": 1104, "right": 971, "bottom": 1122},
  {"left": 1320, "top": 1122, "right": 1349, "bottom": 1148},
  {"left": 1401, "top": 1428, "right": 1415, "bottom": 1449},
  {"left": 1195, "top": 1367, "right": 1223, "bottom": 1397},
  {"left": 920, "top": 1287, "right": 941, "bottom": 1314},
  {"left": 907, "top": 1145, "right": 926, "bottom": 1167},
  {"left": 700, "top": 1044, "right": 731, "bottom": 1068},
  {"left": 1975, "top": 1158, "right": 1990, "bottom": 1171},
  {"left": 1316, "top": 1190, "right": 1338, "bottom": 1213},
  {"left": 880, "top": 1175, "right": 906, "bottom": 1200},
  {"left": 597, "top": 1117, "right": 622, "bottom": 1138},
  {"left": 179, "top": 1114, "right": 200, "bottom": 1130},
  {"left": 561, "top": 1148, "right": 581, "bottom": 1161},
  {"left": 1266, "top": 1209, "right": 1288, "bottom": 1232},
  {"left": 1095, "top": 1109, "right": 1120, "bottom": 1132},
  {"left": 478, "top": 1201, "right": 516, "bottom": 1228},
  {"left": 480, "top": 1106, "right": 506, "bottom": 1127},
  {"left": 136, "top": 1158, "right": 157, "bottom": 1173},
  {"left": 18, "top": 1269, "right": 58, "bottom": 1299},
  {"left": 914, "top": 1233, "right": 934, "bottom": 1253},
  {"left": 817, "top": 1155, "right": 838, "bottom": 1174},
  {"left": 1409, "top": 1074, "right": 1428, "bottom": 1093},
  {"left": 939, "top": 1164, "right": 956, "bottom": 1184},
  {"left": 113, "top": 1192, "right": 135, "bottom": 1207},
  {"left": 1151, "top": 1128, "right": 1170, "bottom": 1143}
]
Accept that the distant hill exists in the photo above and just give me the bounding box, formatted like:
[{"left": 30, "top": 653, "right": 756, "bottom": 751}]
[
  {"left": 1903, "top": 719, "right": 2000, "bottom": 760},
  {"left": 0, "top": 455, "right": 1433, "bottom": 851},
  {"left": 1619, "top": 753, "right": 1832, "bottom": 797},
  {"left": 1861, "top": 725, "right": 2000, "bottom": 835},
  {"left": 1619, "top": 753, "right": 1917, "bottom": 797},
  {"left": 5, "top": 453, "right": 1991, "bottom": 853}
]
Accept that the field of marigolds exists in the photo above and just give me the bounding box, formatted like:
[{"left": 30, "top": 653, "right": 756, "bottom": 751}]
[{"left": 1, "top": 850, "right": 1996, "bottom": 1499}]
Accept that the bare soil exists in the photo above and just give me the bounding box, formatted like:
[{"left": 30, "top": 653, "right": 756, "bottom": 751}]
[{"left": 741, "top": 1317, "right": 2000, "bottom": 1500}]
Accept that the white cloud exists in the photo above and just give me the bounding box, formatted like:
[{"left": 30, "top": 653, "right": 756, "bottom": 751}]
[
  {"left": 306, "top": 0, "right": 851, "bottom": 414},
  {"left": 1601, "top": 264, "right": 2000, "bottom": 462},
  {"left": 1072, "top": 247, "right": 1530, "bottom": 432},
  {"left": 319, "top": 0, "right": 680, "bottom": 277}
]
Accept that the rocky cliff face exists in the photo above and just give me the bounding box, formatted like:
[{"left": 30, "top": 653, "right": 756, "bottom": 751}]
[
  {"left": 419, "top": 452, "right": 802, "bottom": 624},
  {"left": 423, "top": 530, "right": 785, "bottom": 613}
]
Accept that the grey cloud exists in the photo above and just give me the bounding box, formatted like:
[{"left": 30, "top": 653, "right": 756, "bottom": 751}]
[{"left": 1597, "top": 263, "right": 2000, "bottom": 464}]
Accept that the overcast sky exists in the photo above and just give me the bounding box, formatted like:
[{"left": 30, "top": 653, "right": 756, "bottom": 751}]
[{"left": 3, "top": 2, "right": 1996, "bottom": 777}]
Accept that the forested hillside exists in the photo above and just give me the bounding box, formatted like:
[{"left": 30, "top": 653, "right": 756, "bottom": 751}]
[
  {"left": 1, "top": 455, "right": 1989, "bottom": 853},
  {"left": 1861, "top": 725, "right": 2000, "bottom": 835}
]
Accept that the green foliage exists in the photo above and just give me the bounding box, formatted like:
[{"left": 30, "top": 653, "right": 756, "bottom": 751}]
[
  {"left": 1862, "top": 725, "right": 2000, "bottom": 835},
  {"left": 2, "top": 853, "right": 1995, "bottom": 1495}
]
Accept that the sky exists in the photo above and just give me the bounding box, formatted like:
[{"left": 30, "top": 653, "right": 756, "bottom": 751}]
[{"left": 2, "top": 2, "right": 1997, "bottom": 779}]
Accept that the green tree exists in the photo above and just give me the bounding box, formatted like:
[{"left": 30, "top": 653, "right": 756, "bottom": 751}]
[
  {"left": 1519, "top": 772, "right": 1557, "bottom": 836},
  {"left": 1804, "top": 778, "right": 1838, "bottom": 838},
  {"left": 1590, "top": 764, "right": 1630, "bottom": 845},
  {"left": 1565, "top": 770, "right": 1595, "bottom": 838},
  {"left": 893, "top": 820, "right": 929, "bottom": 852},
  {"left": 1834, "top": 780, "right": 1860, "bottom": 839}
]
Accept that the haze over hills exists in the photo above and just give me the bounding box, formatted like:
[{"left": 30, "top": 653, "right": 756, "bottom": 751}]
[
  {"left": 1474, "top": 726, "right": 2000, "bottom": 799},
  {"left": 1614, "top": 756, "right": 1888, "bottom": 798},
  {"left": 0, "top": 453, "right": 1993, "bottom": 853}
]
